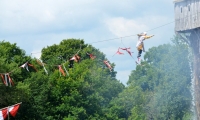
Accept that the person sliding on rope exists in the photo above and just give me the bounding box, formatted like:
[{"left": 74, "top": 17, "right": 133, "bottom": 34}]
[{"left": 136, "top": 32, "right": 154, "bottom": 59}]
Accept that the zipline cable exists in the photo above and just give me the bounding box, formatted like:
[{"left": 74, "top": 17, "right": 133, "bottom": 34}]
[
  {"left": 30, "top": 10, "right": 200, "bottom": 55},
  {"left": 89, "top": 20, "right": 175, "bottom": 44}
]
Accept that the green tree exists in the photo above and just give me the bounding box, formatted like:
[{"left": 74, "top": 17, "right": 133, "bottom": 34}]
[
  {"left": 0, "top": 41, "right": 32, "bottom": 120},
  {"left": 107, "top": 36, "right": 192, "bottom": 120},
  {"left": 18, "top": 39, "right": 124, "bottom": 120}
]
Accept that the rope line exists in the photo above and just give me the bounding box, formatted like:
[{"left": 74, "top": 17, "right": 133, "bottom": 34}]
[{"left": 30, "top": 10, "right": 200, "bottom": 55}]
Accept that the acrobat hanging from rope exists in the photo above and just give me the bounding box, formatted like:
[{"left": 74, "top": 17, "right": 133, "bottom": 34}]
[{"left": 136, "top": 32, "right": 154, "bottom": 60}]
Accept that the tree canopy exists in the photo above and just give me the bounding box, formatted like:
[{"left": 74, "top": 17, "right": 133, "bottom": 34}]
[
  {"left": 107, "top": 36, "right": 193, "bottom": 120},
  {"left": 0, "top": 39, "right": 124, "bottom": 120},
  {"left": 0, "top": 36, "right": 194, "bottom": 120}
]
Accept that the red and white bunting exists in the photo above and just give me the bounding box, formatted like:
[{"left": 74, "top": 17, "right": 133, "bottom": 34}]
[
  {"left": 0, "top": 108, "right": 7, "bottom": 120},
  {"left": 8, "top": 104, "right": 20, "bottom": 117},
  {"left": 0, "top": 103, "right": 21, "bottom": 120},
  {"left": 103, "top": 60, "right": 112, "bottom": 72}
]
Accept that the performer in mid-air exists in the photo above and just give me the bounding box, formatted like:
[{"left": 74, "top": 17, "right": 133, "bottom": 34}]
[{"left": 136, "top": 32, "right": 154, "bottom": 59}]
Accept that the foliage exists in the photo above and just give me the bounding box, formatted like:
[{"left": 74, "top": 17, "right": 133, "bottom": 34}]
[
  {"left": 0, "top": 39, "right": 124, "bottom": 120},
  {"left": 107, "top": 36, "right": 192, "bottom": 120},
  {"left": 0, "top": 36, "right": 194, "bottom": 120},
  {"left": 0, "top": 41, "right": 30, "bottom": 107}
]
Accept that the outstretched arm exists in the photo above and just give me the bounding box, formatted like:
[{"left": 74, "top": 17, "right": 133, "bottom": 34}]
[{"left": 144, "top": 35, "right": 154, "bottom": 39}]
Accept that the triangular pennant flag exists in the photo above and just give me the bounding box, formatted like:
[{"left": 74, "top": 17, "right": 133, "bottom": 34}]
[
  {"left": 20, "top": 62, "right": 37, "bottom": 72},
  {"left": 70, "top": 56, "right": 76, "bottom": 61},
  {"left": 120, "top": 47, "right": 133, "bottom": 56},
  {"left": 28, "top": 63, "right": 37, "bottom": 72},
  {"left": 75, "top": 54, "right": 81, "bottom": 62},
  {"left": 1, "top": 74, "right": 14, "bottom": 87},
  {"left": 20, "top": 62, "right": 29, "bottom": 71},
  {"left": 70, "top": 54, "right": 81, "bottom": 63},
  {"left": 86, "top": 53, "right": 96, "bottom": 60},
  {"left": 36, "top": 59, "right": 48, "bottom": 75},
  {"left": 0, "top": 74, "right": 6, "bottom": 86},
  {"left": 8, "top": 104, "right": 20, "bottom": 117},
  {"left": 58, "top": 65, "right": 66, "bottom": 76},
  {"left": 0, "top": 108, "right": 8, "bottom": 120},
  {"left": 116, "top": 48, "right": 124, "bottom": 55},
  {"left": 103, "top": 60, "right": 112, "bottom": 72},
  {"left": 7, "top": 74, "right": 14, "bottom": 87}
]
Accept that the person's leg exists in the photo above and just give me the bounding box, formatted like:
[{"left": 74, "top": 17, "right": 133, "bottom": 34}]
[{"left": 137, "top": 50, "right": 142, "bottom": 58}]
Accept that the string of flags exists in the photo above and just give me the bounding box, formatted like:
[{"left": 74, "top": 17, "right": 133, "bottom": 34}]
[
  {"left": 0, "top": 33, "right": 153, "bottom": 119},
  {"left": 0, "top": 44, "right": 142, "bottom": 87},
  {"left": 36, "top": 59, "right": 48, "bottom": 75},
  {"left": 0, "top": 52, "right": 98, "bottom": 86},
  {"left": 1, "top": 74, "right": 14, "bottom": 87},
  {"left": 0, "top": 44, "right": 144, "bottom": 120},
  {"left": 120, "top": 47, "right": 134, "bottom": 56},
  {"left": 0, "top": 50, "right": 139, "bottom": 86},
  {"left": 20, "top": 62, "right": 37, "bottom": 72}
]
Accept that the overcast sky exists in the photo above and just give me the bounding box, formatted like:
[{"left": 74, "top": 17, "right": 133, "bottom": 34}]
[{"left": 0, "top": 0, "right": 175, "bottom": 85}]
